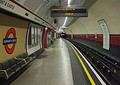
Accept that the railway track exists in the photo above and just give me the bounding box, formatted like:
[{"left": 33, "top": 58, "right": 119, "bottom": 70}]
[{"left": 68, "top": 39, "right": 120, "bottom": 85}]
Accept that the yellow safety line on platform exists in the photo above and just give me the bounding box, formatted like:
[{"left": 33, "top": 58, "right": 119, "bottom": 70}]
[{"left": 71, "top": 46, "right": 96, "bottom": 85}]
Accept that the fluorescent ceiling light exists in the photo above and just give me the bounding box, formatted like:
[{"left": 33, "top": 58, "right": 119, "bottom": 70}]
[
  {"left": 68, "top": 0, "right": 71, "bottom": 7},
  {"left": 61, "top": 0, "right": 72, "bottom": 28},
  {"left": 62, "top": 17, "right": 68, "bottom": 27}
]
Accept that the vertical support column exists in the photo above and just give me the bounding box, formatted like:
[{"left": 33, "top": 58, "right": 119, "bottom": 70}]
[{"left": 42, "top": 27, "right": 49, "bottom": 48}]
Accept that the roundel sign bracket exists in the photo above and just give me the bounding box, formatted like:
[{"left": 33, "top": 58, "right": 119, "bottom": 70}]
[{"left": 3, "top": 28, "right": 17, "bottom": 54}]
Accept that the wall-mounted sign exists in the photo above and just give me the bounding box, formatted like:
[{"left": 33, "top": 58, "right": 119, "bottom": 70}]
[
  {"left": 51, "top": 6, "right": 88, "bottom": 17},
  {"left": 0, "top": 0, "right": 46, "bottom": 26},
  {"left": 0, "top": 0, "right": 15, "bottom": 10},
  {"left": 3, "top": 28, "right": 17, "bottom": 54}
]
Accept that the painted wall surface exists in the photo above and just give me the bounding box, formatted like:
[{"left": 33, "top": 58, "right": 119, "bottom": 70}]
[
  {"left": 0, "top": 13, "right": 28, "bottom": 63},
  {"left": 65, "top": 0, "right": 120, "bottom": 34}
]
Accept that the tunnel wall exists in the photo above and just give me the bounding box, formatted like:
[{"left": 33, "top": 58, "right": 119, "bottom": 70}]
[
  {"left": 65, "top": 0, "right": 120, "bottom": 48},
  {"left": 0, "top": 13, "right": 28, "bottom": 63}
]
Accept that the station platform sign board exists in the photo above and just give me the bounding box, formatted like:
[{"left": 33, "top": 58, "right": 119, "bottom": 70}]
[{"left": 51, "top": 6, "right": 88, "bottom": 17}]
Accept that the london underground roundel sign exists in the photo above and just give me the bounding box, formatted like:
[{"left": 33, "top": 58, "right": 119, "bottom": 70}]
[{"left": 3, "top": 28, "right": 17, "bottom": 54}]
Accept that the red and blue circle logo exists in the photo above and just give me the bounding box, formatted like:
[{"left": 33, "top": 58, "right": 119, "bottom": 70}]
[{"left": 3, "top": 28, "right": 17, "bottom": 54}]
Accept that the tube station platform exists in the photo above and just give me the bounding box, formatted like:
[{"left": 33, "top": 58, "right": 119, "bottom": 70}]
[{"left": 10, "top": 38, "right": 106, "bottom": 85}]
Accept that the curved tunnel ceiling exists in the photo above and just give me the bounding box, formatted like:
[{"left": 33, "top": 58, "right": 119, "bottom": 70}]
[
  {"left": 60, "top": 0, "right": 97, "bottom": 28},
  {"left": 14, "top": 0, "right": 61, "bottom": 28},
  {"left": 14, "top": 0, "right": 97, "bottom": 30}
]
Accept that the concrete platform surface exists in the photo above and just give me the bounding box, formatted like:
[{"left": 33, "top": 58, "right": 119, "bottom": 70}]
[{"left": 11, "top": 38, "right": 74, "bottom": 85}]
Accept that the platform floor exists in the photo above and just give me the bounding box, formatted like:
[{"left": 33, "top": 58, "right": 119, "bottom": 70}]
[
  {"left": 11, "top": 39, "right": 74, "bottom": 85},
  {"left": 11, "top": 38, "right": 103, "bottom": 85}
]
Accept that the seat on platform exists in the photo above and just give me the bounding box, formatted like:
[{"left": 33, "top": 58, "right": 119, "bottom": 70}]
[
  {"left": 0, "top": 53, "right": 32, "bottom": 79},
  {"left": 15, "top": 53, "right": 33, "bottom": 64}
]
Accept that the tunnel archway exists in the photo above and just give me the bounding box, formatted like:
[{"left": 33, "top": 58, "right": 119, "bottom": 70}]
[{"left": 98, "top": 19, "right": 110, "bottom": 50}]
